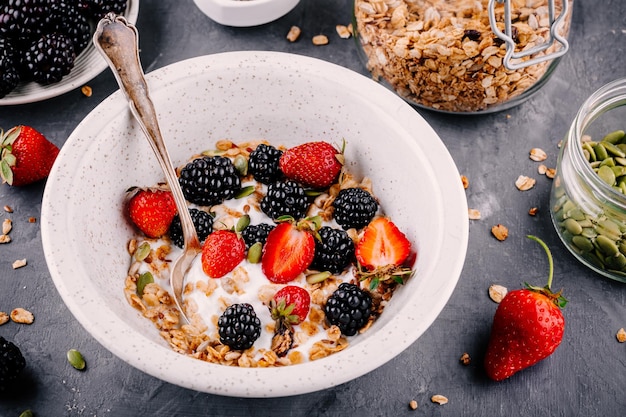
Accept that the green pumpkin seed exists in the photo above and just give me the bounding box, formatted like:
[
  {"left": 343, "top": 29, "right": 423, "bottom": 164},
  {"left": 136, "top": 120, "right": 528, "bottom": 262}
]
[
  {"left": 67, "top": 349, "right": 86, "bottom": 371},
  {"left": 583, "top": 142, "right": 597, "bottom": 161},
  {"left": 594, "top": 143, "right": 609, "bottom": 161},
  {"left": 603, "top": 141, "right": 626, "bottom": 158},
  {"left": 562, "top": 218, "right": 583, "bottom": 235},
  {"left": 600, "top": 157, "right": 616, "bottom": 167},
  {"left": 19, "top": 410, "right": 34, "bottom": 417},
  {"left": 306, "top": 271, "right": 332, "bottom": 284},
  {"left": 136, "top": 271, "right": 154, "bottom": 296},
  {"left": 247, "top": 242, "right": 263, "bottom": 264},
  {"left": 134, "top": 241, "right": 151, "bottom": 262},
  {"left": 233, "top": 154, "right": 248, "bottom": 176},
  {"left": 235, "top": 214, "right": 251, "bottom": 232},
  {"left": 595, "top": 235, "right": 619, "bottom": 257},
  {"left": 581, "top": 227, "right": 598, "bottom": 239},
  {"left": 602, "top": 130, "right": 625, "bottom": 144},
  {"left": 572, "top": 235, "right": 594, "bottom": 252},
  {"left": 597, "top": 165, "right": 616, "bottom": 185},
  {"left": 234, "top": 185, "right": 255, "bottom": 199}
]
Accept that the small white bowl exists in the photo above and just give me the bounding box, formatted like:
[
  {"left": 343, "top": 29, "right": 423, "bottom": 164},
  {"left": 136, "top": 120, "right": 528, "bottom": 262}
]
[
  {"left": 192, "top": 0, "right": 300, "bottom": 27},
  {"left": 41, "top": 51, "right": 468, "bottom": 397}
]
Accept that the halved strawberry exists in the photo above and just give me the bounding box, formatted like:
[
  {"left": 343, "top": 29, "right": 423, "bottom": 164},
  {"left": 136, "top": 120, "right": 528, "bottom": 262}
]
[
  {"left": 128, "top": 188, "right": 177, "bottom": 238},
  {"left": 278, "top": 141, "right": 343, "bottom": 189},
  {"left": 355, "top": 217, "right": 411, "bottom": 270},
  {"left": 201, "top": 230, "right": 246, "bottom": 278},
  {"left": 261, "top": 220, "right": 316, "bottom": 283}
]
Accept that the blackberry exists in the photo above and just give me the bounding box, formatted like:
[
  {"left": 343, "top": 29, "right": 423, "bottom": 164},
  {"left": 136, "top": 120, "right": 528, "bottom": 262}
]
[
  {"left": 46, "top": 2, "right": 91, "bottom": 54},
  {"left": 311, "top": 226, "right": 355, "bottom": 274},
  {"left": 241, "top": 223, "right": 275, "bottom": 249},
  {"left": 22, "top": 32, "right": 75, "bottom": 85},
  {"left": 0, "top": 336, "right": 26, "bottom": 392},
  {"left": 0, "top": 37, "right": 20, "bottom": 97},
  {"left": 77, "top": 0, "right": 127, "bottom": 19},
  {"left": 0, "top": 0, "right": 49, "bottom": 46},
  {"left": 168, "top": 208, "right": 213, "bottom": 249},
  {"left": 324, "top": 282, "right": 372, "bottom": 336},
  {"left": 217, "top": 303, "right": 262, "bottom": 350},
  {"left": 178, "top": 156, "right": 241, "bottom": 206},
  {"left": 332, "top": 187, "right": 378, "bottom": 230},
  {"left": 248, "top": 144, "right": 283, "bottom": 184},
  {"left": 260, "top": 180, "right": 309, "bottom": 221}
]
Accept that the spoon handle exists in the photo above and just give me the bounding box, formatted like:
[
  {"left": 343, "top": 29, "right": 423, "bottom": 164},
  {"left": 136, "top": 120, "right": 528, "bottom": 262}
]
[{"left": 93, "top": 14, "right": 199, "bottom": 250}]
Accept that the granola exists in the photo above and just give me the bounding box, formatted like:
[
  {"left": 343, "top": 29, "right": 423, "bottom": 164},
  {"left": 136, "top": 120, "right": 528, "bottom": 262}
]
[{"left": 354, "top": 0, "right": 572, "bottom": 112}]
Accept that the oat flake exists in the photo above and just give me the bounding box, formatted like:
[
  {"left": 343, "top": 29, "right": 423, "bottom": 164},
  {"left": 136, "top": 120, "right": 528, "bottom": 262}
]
[
  {"left": 431, "top": 395, "right": 448, "bottom": 405},
  {"left": 491, "top": 224, "right": 509, "bottom": 241},
  {"left": 10, "top": 308, "right": 34, "bottom": 324},
  {"left": 489, "top": 284, "right": 508, "bottom": 303},
  {"left": 529, "top": 148, "right": 547, "bottom": 162},
  {"left": 515, "top": 175, "right": 536, "bottom": 191},
  {"left": 468, "top": 208, "right": 481, "bottom": 220},
  {"left": 0, "top": 312, "right": 8, "bottom": 325},
  {"left": 617, "top": 328, "right": 626, "bottom": 343}
]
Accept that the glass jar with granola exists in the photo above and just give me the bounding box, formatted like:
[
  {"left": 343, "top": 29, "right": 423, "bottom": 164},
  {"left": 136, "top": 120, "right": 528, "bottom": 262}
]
[{"left": 353, "top": 0, "right": 573, "bottom": 113}]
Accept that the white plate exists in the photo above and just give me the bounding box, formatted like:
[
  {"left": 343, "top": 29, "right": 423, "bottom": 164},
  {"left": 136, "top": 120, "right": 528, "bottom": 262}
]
[
  {"left": 41, "top": 51, "right": 468, "bottom": 397},
  {"left": 193, "top": 0, "right": 299, "bottom": 27},
  {"left": 0, "top": 0, "right": 140, "bottom": 106}
]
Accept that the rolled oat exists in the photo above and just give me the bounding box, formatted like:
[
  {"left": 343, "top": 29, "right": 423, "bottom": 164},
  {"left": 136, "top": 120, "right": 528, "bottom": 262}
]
[{"left": 10, "top": 308, "right": 34, "bottom": 324}]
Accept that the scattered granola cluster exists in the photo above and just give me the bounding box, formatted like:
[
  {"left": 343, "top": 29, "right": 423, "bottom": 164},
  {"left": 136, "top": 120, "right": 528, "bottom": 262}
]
[{"left": 354, "top": 0, "right": 572, "bottom": 112}]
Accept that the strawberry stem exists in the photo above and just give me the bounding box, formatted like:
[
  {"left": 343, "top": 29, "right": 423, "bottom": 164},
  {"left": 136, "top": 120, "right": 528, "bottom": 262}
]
[{"left": 527, "top": 235, "right": 554, "bottom": 290}]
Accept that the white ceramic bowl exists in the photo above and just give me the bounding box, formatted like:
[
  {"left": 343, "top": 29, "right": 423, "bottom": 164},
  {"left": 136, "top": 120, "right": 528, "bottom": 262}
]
[
  {"left": 192, "top": 0, "right": 299, "bottom": 27},
  {"left": 41, "top": 51, "right": 468, "bottom": 397}
]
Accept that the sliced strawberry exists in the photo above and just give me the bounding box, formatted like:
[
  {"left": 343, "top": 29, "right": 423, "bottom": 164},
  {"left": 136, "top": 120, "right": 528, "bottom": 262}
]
[
  {"left": 271, "top": 285, "right": 311, "bottom": 325},
  {"left": 201, "top": 230, "right": 245, "bottom": 278},
  {"left": 355, "top": 217, "right": 411, "bottom": 270},
  {"left": 262, "top": 222, "right": 315, "bottom": 283},
  {"left": 128, "top": 188, "right": 177, "bottom": 238},
  {"left": 278, "top": 141, "right": 343, "bottom": 189},
  {"left": 1, "top": 125, "right": 59, "bottom": 186}
]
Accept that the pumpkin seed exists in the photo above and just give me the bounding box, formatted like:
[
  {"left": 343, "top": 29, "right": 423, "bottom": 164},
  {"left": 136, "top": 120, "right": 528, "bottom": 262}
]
[
  {"left": 595, "top": 235, "right": 619, "bottom": 257},
  {"left": 67, "top": 349, "right": 86, "bottom": 370},
  {"left": 19, "top": 410, "right": 34, "bottom": 417},
  {"left": 572, "top": 235, "right": 594, "bottom": 252},
  {"left": 562, "top": 218, "right": 583, "bottom": 235},
  {"left": 602, "top": 130, "right": 625, "bottom": 144},
  {"left": 134, "top": 241, "right": 151, "bottom": 262},
  {"left": 136, "top": 271, "right": 154, "bottom": 296},
  {"left": 234, "top": 185, "right": 255, "bottom": 199},
  {"left": 603, "top": 141, "right": 626, "bottom": 158},
  {"left": 597, "top": 165, "right": 616, "bottom": 185},
  {"left": 247, "top": 242, "right": 262, "bottom": 264}
]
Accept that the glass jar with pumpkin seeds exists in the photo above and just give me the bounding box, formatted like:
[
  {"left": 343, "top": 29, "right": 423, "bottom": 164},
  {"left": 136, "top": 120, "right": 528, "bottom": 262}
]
[
  {"left": 353, "top": 0, "right": 573, "bottom": 114},
  {"left": 550, "top": 78, "right": 626, "bottom": 283}
]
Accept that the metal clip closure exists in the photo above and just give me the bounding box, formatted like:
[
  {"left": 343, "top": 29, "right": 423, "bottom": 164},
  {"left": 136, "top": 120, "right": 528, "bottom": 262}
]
[{"left": 488, "top": 0, "right": 570, "bottom": 70}]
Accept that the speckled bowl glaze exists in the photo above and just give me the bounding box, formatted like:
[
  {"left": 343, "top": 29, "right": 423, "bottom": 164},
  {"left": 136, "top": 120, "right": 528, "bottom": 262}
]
[{"left": 41, "top": 51, "right": 468, "bottom": 397}]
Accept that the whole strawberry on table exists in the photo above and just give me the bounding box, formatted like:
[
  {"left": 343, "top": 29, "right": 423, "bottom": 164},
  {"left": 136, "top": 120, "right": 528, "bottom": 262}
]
[
  {"left": 0, "top": 125, "right": 59, "bottom": 186},
  {"left": 484, "top": 235, "right": 567, "bottom": 381}
]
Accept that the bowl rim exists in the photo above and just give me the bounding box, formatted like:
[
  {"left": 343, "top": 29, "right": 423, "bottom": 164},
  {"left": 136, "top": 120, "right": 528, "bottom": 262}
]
[{"left": 41, "top": 50, "right": 468, "bottom": 397}]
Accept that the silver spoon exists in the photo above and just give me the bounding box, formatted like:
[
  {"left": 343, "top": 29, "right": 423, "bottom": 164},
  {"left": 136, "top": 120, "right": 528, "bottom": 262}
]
[{"left": 93, "top": 13, "right": 201, "bottom": 323}]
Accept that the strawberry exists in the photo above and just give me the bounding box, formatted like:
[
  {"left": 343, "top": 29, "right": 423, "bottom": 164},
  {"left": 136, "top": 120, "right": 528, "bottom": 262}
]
[
  {"left": 269, "top": 285, "right": 311, "bottom": 357},
  {"left": 201, "top": 230, "right": 246, "bottom": 278},
  {"left": 270, "top": 285, "right": 311, "bottom": 325},
  {"left": 278, "top": 141, "right": 343, "bottom": 189},
  {"left": 484, "top": 235, "right": 566, "bottom": 381},
  {"left": 261, "top": 218, "right": 318, "bottom": 283},
  {"left": 355, "top": 217, "right": 411, "bottom": 270},
  {"left": 0, "top": 125, "right": 60, "bottom": 186},
  {"left": 128, "top": 188, "right": 178, "bottom": 238}
]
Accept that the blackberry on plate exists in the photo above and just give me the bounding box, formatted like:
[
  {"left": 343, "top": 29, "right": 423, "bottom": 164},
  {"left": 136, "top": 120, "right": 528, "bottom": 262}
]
[
  {"left": 0, "top": 37, "right": 20, "bottom": 97},
  {"left": 46, "top": 2, "right": 91, "bottom": 53},
  {"left": 77, "top": 0, "right": 128, "bottom": 19},
  {"left": 332, "top": 187, "right": 378, "bottom": 230},
  {"left": 241, "top": 223, "right": 275, "bottom": 249},
  {"left": 324, "top": 282, "right": 372, "bottom": 336},
  {"left": 178, "top": 156, "right": 241, "bottom": 206},
  {"left": 260, "top": 180, "right": 309, "bottom": 221},
  {"left": 218, "top": 303, "right": 262, "bottom": 350},
  {"left": 22, "top": 32, "right": 75, "bottom": 85},
  {"left": 311, "top": 226, "right": 355, "bottom": 274},
  {"left": 0, "top": 336, "right": 26, "bottom": 392},
  {"left": 169, "top": 208, "right": 213, "bottom": 249},
  {"left": 0, "top": 0, "right": 49, "bottom": 46},
  {"left": 248, "top": 143, "right": 283, "bottom": 184}
]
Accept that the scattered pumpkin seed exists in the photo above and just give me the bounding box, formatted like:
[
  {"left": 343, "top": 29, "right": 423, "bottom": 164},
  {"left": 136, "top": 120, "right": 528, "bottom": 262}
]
[
  {"left": 136, "top": 271, "right": 154, "bottom": 296},
  {"left": 235, "top": 214, "right": 251, "bottom": 232},
  {"left": 234, "top": 185, "right": 255, "bottom": 199},
  {"left": 233, "top": 154, "right": 248, "bottom": 176},
  {"left": 134, "top": 241, "right": 151, "bottom": 262},
  {"left": 306, "top": 271, "right": 332, "bottom": 284},
  {"left": 19, "top": 410, "right": 34, "bottom": 417},
  {"left": 247, "top": 242, "right": 263, "bottom": 264},
  {"left": 67, "top": 349, "right": 86, "bottom": 371}
]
